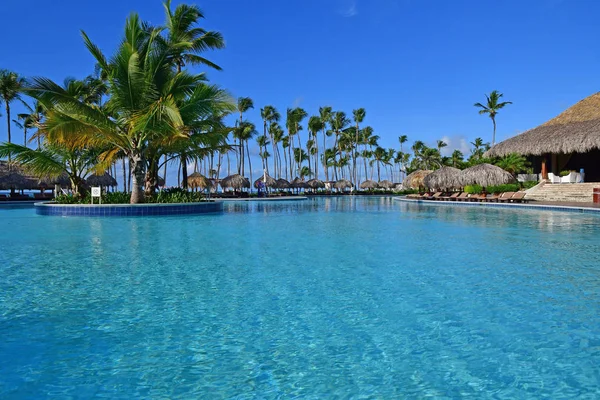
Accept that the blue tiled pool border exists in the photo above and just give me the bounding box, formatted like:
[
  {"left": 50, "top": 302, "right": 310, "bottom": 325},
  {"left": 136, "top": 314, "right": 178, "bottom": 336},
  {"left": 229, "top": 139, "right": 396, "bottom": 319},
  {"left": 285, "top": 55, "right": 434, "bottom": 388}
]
[
  {"left": 395, "top": 197, "right": 600, "bottom": 214},
  {"left": 35, "top": 201, "right": 223, "bottom": 217}
]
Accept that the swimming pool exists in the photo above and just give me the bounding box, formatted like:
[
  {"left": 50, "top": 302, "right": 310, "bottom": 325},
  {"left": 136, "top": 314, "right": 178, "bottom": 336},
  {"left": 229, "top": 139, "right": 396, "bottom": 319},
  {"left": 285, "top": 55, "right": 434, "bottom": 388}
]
[{"left": 1, "top": 197, "right": 599, "bottom": 398}]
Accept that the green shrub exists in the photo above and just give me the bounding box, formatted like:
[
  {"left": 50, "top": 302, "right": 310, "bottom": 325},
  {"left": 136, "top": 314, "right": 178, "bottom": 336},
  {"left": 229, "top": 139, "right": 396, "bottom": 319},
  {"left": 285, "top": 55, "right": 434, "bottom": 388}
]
[
  {"left": 101, "top": 191, "right": 131, "bottom": 204},
  {"left": 464, "top": 184, "right": 483, "bottom": 194},
  {"left": 522, "top": 181, "right": 539, "bottom": 190},
  {"left": 559, "top": 170, "right": 572, "bottom": 177},
  {"left": 486, "top": 183, "right": 520, "bottom": 194},
  {"left": 148, "top": 188, "right": 204, "bottom": 204},
  {"left": 55, "top": 189, "right": 205, "bottom": 204}
]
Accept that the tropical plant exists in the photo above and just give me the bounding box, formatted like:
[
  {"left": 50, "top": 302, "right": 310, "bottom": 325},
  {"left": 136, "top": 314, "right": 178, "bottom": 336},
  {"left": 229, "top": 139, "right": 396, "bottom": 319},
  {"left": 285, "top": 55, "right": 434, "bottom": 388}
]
[
  {"left": 352, "top": 108, "right": 366, "bottom": 188},
  {"left": 0, "top": 70, "right": 26, "bottom": 151},
  {"left": 495, "top": 153, "right": 529, "bottom": 175},
  {"left": 474, "top": 90, "right": 512, "bottom": 146}
]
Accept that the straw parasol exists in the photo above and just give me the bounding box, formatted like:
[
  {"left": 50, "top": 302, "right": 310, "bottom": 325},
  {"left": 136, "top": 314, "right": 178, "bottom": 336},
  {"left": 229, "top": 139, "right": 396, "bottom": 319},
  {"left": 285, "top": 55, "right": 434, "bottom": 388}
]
[
  {"left": 187, "top": 172, "right": 211, "bottom": 189},
  {"left": 253, "top": 174, "right": 277, "bottom": 188},
  {"left": 86, "top": 173, "right": 118, "bottom": 187},
  {"left": 306, "top": 179, "right": 325, "bottom": 189},
  {"left": 459, "top": 163, "right": 516, "bottom": 187},
  {"left": 360, "top": 180, "right": 379, "bottom": 190},
  {"left": 0, "top": 172, "right": 36, "bottom": 190},
  {"left": 423, "top": 167, "right": 462, "bottom": 190},
  {"left": 290, "top": 177, "right": 308, "bottom": 189},
  {"left": 220, "top": 174, "right": 250, "bottom": 189},
  {"left": 275, "top": 178, "right": 290, "bottom": 189},
  {"left": 486, "top": 92, "right": 600, "bottom": 157},
  {"left": 334, "top": 179, "right": 352, "bottom": 190},
  {"left": 403, "top": 170, "right": 432, "bottom": 189},
  {"left": 378, "top": 180, "right": 395, "bottom": 189}
]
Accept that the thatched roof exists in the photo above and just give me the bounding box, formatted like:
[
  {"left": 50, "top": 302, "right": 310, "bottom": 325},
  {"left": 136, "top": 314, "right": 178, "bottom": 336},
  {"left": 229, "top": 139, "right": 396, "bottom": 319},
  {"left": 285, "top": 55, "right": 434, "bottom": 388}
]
[
  {"left": 423, "top": 167, "right": 462, "bottom": 190},
  {"left": 487, "top": 92, "right": 600, "bottom": 157},
  {"left": 403, "top": 170, "right": 432, "bottom": 189},
  {"left": 86, "top": 173, "right": 117, "bottom": 187},
  {"left": 306, "top": 179, "right": 325, "bottom": 189},
  {"left": 220, "top": 174, "right": 250, "bottom": 189},
  {"left": 360, "top": 180, "right": 379, "bottom": 189},
  {"left": 290, "top": 177, "right": 308, "bottom": 189},
  {"left": 378, "top": 180, "right": 395, "bottom": 189},
  {"left": 253, "top": 174, "right": 277, "bottom": 188},
  {"left": 187, "top": 172, "right": 211, "bottom": 189},
  {"left": 274, "top": 178, "right": 290, "bottom": 189},
  {"left": 334, "top": 179, "right": 352, "bottom": 190},
  {"left": 459, "top": 163, "right": 516, "bottom": 187},
  {"left": 0, "top": 172, "right": 36, "bottom": 190}
]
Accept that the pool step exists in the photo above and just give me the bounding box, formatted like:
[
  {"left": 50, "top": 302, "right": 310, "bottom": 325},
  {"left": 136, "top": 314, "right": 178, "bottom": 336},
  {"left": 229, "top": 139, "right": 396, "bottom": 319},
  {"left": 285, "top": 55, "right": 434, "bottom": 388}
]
[{"left": 525, "top": 182, "right": 598, "bottom": 203}]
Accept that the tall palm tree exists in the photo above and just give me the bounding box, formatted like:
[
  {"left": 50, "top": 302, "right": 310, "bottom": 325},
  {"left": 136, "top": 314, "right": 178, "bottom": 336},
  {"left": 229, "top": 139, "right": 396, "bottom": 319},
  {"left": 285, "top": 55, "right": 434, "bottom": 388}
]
[
  {"left": 450, "top": 150, "right": 464, "bottom": 168},
  {"left": 307, "top": 116, "right": 323, "bottom": 180},
  {"left": 0, "top": 70, "right": 26, "bottom": 154},
  {"left": 436, "top": 139, "right": 447, "bottom": 154},
  {"left": 260, "top": 105, "right": 279, "bottom": 175},
  {"left": 236, "top": 97, "right": 254, "bottom": 175},
  {"left": 398, "top": 134, "right": 408, "bottom": 180},
  {"left": 235, "top": 121, "right": 257, "bottom": 182},
  {"left": 330, "top": 111, "right": 350, "bottom": 180},
  {"left": 318, "top": 106, "right": 332, "bottom": 181},
  {"left": 352, "top": 108, "right": 366, "bottom": 188},
  {"left": 271, "top": 122, "right": 284, "bottom": 178},
  {"left": 474, "top": 90, "right": 512, "bottom": 146}
]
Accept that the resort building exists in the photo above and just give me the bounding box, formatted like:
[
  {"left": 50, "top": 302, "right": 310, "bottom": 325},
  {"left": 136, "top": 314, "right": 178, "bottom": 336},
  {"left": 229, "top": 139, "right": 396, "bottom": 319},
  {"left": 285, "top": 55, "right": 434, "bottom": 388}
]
[{"left": 487, "top": 92, "right": 600, "bottom": 182}]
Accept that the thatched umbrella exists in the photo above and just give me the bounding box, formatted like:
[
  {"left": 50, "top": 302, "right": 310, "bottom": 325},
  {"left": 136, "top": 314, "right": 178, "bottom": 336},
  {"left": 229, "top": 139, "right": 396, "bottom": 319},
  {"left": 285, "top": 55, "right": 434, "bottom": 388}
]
[
  {"left": 290, "top": 177, "right": 308, "bottom": 189},
  {"left": 187, "top": 172, "right": 211, "bottom": 189},
  {"left": 486, "top": 92, "right": 600, "bottom": 157},
  {"left": 86, "top": 173, "right": 118, "bottom": 187},
  {"left": 459, "top": 163, "right": 516, "bottom": 187},
  {"left": 253, "top": 174, "right": 277, "bottom": 188},
  {"left": 306, "top": 179, "right": 325, "bottom": 189},
  {"left": 423, "top": 167, "right": 462, "bottom": 191},
  {"left": 51, "top": 173, "right": 71, "bottom": 187},
  {"left": 220, "top": 174, "right": 250, "bottom": 189},
  {"left": 0, "top": 172, "right": 36, "bottom": 190},
  {"left": 275, "top": 178, "right": 290, "bottom": 189},
  {"left": 403, "top": 170, "right": 432, "bottom": 189},
  {"left": 334, "top": 179, "right": 352, "bottom": 190},
  {"left": 360, "top": 180, "right": 379, "bottom": 190},
  {"left": 378, "top": 180, "right": 395, "bottom": 189}
]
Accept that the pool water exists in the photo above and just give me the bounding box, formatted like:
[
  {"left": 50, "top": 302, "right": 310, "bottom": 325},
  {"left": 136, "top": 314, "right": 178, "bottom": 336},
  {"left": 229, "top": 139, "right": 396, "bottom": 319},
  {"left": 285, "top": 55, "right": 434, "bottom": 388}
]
[{"left": 1, "top": 197, "right": 599, "bottom": 398}]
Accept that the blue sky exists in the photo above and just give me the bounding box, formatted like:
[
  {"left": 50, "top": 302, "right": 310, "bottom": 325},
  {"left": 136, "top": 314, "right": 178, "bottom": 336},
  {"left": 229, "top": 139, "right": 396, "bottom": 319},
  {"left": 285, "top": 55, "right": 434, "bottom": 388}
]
[{"left": 1, "top": 0, "right": 599, "bottom": 181}]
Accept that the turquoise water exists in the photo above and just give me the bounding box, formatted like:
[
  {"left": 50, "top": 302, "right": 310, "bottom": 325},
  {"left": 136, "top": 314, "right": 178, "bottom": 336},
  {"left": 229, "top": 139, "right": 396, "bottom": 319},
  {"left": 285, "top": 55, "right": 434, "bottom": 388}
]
[{"left": 1, "top": 197, "right": 600, "bottom": 398}]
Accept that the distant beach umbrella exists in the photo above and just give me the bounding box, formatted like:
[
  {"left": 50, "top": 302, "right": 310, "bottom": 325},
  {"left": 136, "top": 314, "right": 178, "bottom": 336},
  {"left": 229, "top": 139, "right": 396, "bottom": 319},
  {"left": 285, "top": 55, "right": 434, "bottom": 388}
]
[
  {"left": 334, "top": 179, "right": 352, "bottom": 190},
  {"left": 187, "top": 172, "right": 211, "bottom": 189},
  {"left": 306, "top": 179, "right": 325, "bottom": 189},
  {"left": 378, "top": 180, "right": 395, "bottom": 189},
  {"left": 403, "top": 170, "right": 432, "bottom": 189},
  {"left": 423, "top": 167, "right": 462, "bottom": 190},
  {"left": 253, "top": 174, "right": 277, "bottom": 188},
  {"left": 459, "top": 163, "right": 516, "bottom": 187},
  {"left": 275, "top": 178, "right": 290, "bottom": 189},
  {"left": 290, "top": 177, "right": 308, "bottom": 189},
  {"left": 86, "top": 172, "right": 118, "bottom": 187},
  {"left": 360, "top": 180, "right": 379, "bottom": 190},
  {"left": 220, "top": 174, "right": 250, "bottom": 189},
  {"left": 0, "top": 172, "right": 36, "bottom": 190}
]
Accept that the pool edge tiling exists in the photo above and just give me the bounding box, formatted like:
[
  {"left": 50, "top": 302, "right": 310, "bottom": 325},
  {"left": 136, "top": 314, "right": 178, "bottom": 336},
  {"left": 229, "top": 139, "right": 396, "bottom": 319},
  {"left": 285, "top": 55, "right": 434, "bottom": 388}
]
[{"left": 34, "top": 201, "right": 223, "bottom": 217}]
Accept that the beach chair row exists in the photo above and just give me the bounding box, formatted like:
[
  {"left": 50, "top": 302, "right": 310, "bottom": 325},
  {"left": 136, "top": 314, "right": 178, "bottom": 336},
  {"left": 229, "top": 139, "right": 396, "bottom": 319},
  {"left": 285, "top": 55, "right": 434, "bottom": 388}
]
[{"left": 408, "top": 191, "right": 529, "bottom": 203}]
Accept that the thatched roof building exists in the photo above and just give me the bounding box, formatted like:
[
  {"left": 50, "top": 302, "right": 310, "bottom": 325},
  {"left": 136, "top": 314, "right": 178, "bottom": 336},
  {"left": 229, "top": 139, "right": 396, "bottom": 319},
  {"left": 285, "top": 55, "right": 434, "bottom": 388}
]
[
  {"left": 403, "top": 170, "right": 432, "bottom": 189},
  {"left": 423, "top": 167, "right": 462, "bottom": 190},
  {"left": 378, "top": 180, "right": 395, "bottom": 189},
  {"left": 86, "top": 173, "right": 117, "bottom": 187},
  {"left": 459, "top": 163, "right": 515, "bottom": 187},
  {"left": 220, "top": 174, "right": 250, "bottom": 189},
  {"left": 306, "top": 179, "right": 325, "bottom": 189},
  {"left": 290, "top": 177, "right": 308, "bottom": 189},
  {"left": 187, "top": 172, "right": 211, "bottom": 189},
  {"left": 360, "top": 180, "right": 379, "bottom": 189},
  {"left": 0, "top": 172, "right": 36, "bottom": 190},
  {"left": 254, "top": 174, "right": 277, "bottom": 188},
  {"left": 487, "top": 93, "right": 600, "bottom": 157},
  {"left": 334, "top": 179, "right": 352, "bottom": 190},
  {"left": 275, "top": 178, "right": 290, "bottom": 189}
]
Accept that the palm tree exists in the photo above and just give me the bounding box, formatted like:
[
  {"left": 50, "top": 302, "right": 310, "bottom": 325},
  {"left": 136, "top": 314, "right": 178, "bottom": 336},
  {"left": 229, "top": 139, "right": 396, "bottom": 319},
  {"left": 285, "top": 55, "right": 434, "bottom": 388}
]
[
  {"left": 257, "top": 134, "right": 270, "bottom": 171},
  {"left": 235, "top": 121, "right": 258, "bottom": 183},
  {"left": 307, "top": 116, "right": 323, "bottom": 180},
  {"left": 271, "top": 122, "right": 284, "bottom": 178},
  {"left": 474, "top": 90, "right": 512, "bottom": 146},
  {"left": 436, "top": 139, "right": 447, "bottom": 154},
  {"left": 330, "top": 111, "right": 350, "bottom": 180},
  {"left": 450, "top": 150, "right": 464, "bottom": 168},
  {"left": 398, "top": 134, "right": 408, "bottom": 180},
  {"left": 319, "top": 106, "right": 332, "bottom": 181},
  {"left": 0, "top": 70, "right": 26, "bottom": 155},
  {"left": 495, "top": 153, "right": 529, "bottom": 175},
  {"left": 352, "top": 108, "right": 366, "bottom": 188},
  {"left": 236, "top": 97, "right": 254, "bottom": 175},
  {"left": 27, "top": 13, "right": 233, "bottom": 203},
  {"left": 260, "top": 105, "right": 279, "bottom": 175}
]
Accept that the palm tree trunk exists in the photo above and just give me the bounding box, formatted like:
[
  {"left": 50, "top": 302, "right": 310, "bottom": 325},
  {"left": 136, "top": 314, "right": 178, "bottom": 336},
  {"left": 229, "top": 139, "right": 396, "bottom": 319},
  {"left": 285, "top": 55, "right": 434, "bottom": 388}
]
[
  {"left": 181, "top": 153, "right": 188, "bottom": 189},
  {"left": 492, "top": 117, "right": 497, "bottom": 146},
  {"left": 323, "top": 130, "right": 328, "bottom": 182},
  {"left": 129, "top": 153, "right": 145, "bottom": 203},
  {"left": 5, "top": 103, "right": 11, "bottom": 161},
  {"left": 246, "top": 141, "right": 253, "bottom": 184},
  {"left": 122, "top": 158, "right": 127, "bottom": 192}
]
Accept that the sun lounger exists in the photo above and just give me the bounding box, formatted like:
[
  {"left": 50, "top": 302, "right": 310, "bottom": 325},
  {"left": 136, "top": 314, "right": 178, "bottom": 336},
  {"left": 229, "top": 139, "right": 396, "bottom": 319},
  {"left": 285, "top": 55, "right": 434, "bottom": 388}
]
[
  {"left": 468, "top": 194, "right": 486, "bottom": 202},
  {"left": 456, "top": 192, "right": 470, "bottom": 201},
  {"left": 425, "top": 192, "right": 443, "bottom": 200},
  {"left": 497, "top": 192, "right": 515, "bottom": 202},
  {"left": 509, "top": 192, "right": 528, "bottom": 203},
  {"left": 484, "top": 193, "right": 500, "bottom": 202}
]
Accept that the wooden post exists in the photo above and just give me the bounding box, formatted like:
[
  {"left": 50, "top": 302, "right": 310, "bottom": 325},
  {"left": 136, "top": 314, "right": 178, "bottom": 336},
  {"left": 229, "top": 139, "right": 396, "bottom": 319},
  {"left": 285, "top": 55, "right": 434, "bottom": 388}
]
[{"left": 541, "top": 156, "right": 548, "bottom": 180}]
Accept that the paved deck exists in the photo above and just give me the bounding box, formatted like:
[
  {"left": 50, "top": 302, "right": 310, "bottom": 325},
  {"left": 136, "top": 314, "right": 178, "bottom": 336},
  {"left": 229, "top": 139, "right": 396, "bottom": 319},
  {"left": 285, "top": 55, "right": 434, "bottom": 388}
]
[
  {"left": 395, "top": 197, "right": 600, "bottom": 214},
  {"left": 215, "top": 196, "right": 307, "bottom": 202}
]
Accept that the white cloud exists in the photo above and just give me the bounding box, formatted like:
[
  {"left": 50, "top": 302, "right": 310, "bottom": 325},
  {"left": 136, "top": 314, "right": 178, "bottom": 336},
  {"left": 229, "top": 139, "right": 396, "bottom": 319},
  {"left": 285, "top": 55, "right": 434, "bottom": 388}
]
[
  {"left": 338, "top": 0, "right": 358, "bottom": 17},
  {"left": 439, "top": 135, "right": 471, "bottom": 157}
]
